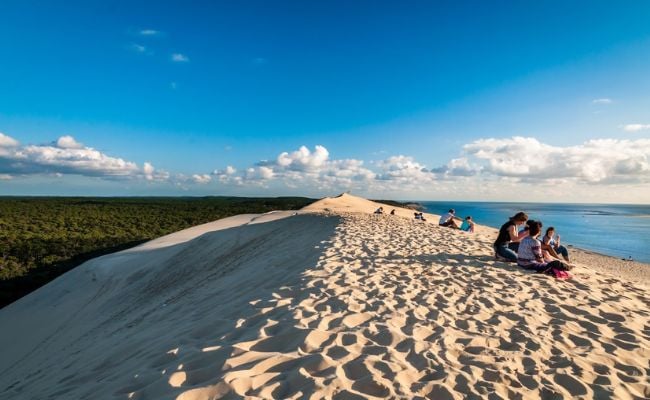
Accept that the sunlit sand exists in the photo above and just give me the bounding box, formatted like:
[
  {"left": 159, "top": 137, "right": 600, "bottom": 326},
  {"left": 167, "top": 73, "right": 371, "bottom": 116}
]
[{"left": 1, "top": 194, "right": 648, "bottom": 399}]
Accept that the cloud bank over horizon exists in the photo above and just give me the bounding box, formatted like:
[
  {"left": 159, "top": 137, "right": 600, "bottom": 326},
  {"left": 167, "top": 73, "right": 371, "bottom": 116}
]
[
  {"left": 1, "top": 132, "right": 649, "bottom": 202},
  {"left": 0, "top": 132, "right": 167, "bottom": 182}
]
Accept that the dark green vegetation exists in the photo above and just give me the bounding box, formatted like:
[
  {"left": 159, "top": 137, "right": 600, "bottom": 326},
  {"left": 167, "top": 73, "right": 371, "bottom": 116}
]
[{"left": 0, "top": 196, "right": 315, "bottom": 308}]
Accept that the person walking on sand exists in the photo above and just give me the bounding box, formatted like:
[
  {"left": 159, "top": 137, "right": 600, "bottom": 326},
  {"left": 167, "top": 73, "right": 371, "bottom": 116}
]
[
  {"left": 439, "top": 209, "right": 459, "bottom": 228},
  {"left": 494, "top": 211, "right": 528, "bottom": 262}
]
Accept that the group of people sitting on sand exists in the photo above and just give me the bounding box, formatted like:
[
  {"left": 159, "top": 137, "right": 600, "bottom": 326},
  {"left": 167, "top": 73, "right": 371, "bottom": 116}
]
[
  {"left": 494, "top": 211, "right": 573, "bottom": 278},
  {"left": 374, "top": 207, "right": 396, "bottom": 215},
  {"left": 438, "top": 209, "right": 475, "bottom": 233},
  {"left": 375, "top": 204, "right": 573, "bottom": 278},
  {"left": 376, "top": 206, "right": 475, "bottom": 233}
]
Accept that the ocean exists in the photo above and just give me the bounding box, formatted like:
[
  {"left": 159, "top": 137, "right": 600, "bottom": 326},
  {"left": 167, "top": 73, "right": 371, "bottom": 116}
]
[{"left": 418, "top": 201, "right": 650, "bottom": 263}]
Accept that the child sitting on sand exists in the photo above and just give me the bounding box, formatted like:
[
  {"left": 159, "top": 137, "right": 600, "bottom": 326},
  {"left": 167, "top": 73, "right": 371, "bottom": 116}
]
[
  {"left": 374, "top": 207, "right": 384, "bottom": 214},
  {"left": 517, "top": 221, "right": 572, "bottom": 275},
  {"left": 460, "top": 216, "right": 475, "bottom": 233},
  {"left": 542, "top": 227, "right": 571, "bottom": 262}
]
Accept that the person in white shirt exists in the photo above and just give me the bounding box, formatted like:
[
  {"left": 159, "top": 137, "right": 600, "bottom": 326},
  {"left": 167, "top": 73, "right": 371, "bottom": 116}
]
[{"left": 439, "top": 209, "right": 459, "bottom": 228}]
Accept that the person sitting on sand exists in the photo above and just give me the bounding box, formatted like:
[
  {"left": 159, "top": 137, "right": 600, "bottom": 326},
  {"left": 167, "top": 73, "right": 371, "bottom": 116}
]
[
  {"left": 517, "top": 221, "right": 572, "bottom": 273},
  {"left": 542, "top": 227, "right": 570, "bottom": 262},
  {"left": 439, "top": 209, "right": 458, "bottom": 228},
  {"left": 509, "top": 219, "right": 536, "bottom": 252},
  {"left": 390, "top": 209, "right": 396, "bottom": 215},
  {"left": 374, "top": 207, "right": 384, "bottom": 214},
  {"left": 460, "top": 216, "right": 475, "bottom": 233},
  {"left": 414, "top": 212, "right": 426, "bottom": 221},
  {"left": 528, "top": 220, "right": 562, "bottom": 261},
  {"left": 494, "top": 212, "right": 528, "bottom": 262}
]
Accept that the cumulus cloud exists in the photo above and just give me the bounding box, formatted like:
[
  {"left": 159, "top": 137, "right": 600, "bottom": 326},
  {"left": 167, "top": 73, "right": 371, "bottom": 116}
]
[
  {"left": 245, "top": 166, "right": 274, "bottom": 181},
  {"left": 276, "top": 145, "right": 329, "bottom": 171},
  {"left": 623, "top": 124, "right": 650, "bottom": 132},
  {"left": 376, "top": 155, "right": 433, "bottom": 182},
  {"left": 56, "top": 135, "right": 84, "bottom": 149},
  {"left": 6, "top": 132, "right": 648, "bottom": 200},
  {"left": 592, "top": 98, "right": 612, "bottom": 104},
  {"left": 192, "top": 174, "right": 212, "bottom": 184},
  {"left": 211, "top": 166, "right": 242, "bottom": 185},
  {"left": 142, "top": 162, "right": 170, "bottom": 181},
  {"left": 0, "top": 134, "right": 167, "bottom": 181},
  {"left": 433, "top": 157, "right": 481, "bottom": 177},
  {"left": 206, "top": 145, "right": 376, "bottom": 190},
  {"left": 171, "top": 53, "right": 189, "bottom": 62},
  {"left": 0, "top": 132, "right": 19, "bottom": 148},
  {"left": 462, "top": 136, "right": 650, "bottom": 183}
]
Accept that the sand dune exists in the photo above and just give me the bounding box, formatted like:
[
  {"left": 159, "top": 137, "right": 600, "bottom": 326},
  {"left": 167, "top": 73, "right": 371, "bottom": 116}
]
[{"left": 1, "top": 194, "right": 649, "bottom": 399}]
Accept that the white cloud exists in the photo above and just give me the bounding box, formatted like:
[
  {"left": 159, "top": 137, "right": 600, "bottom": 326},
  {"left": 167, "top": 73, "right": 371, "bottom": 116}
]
[
  {"left": 0, "top": 135, "right": 167, "bottom": 181},
  {"left": 623, "top": 124, "right": 650, "bottom": 132},
  {"left": 206, "top": 145, "right": 376, "bottom": 190},
  {"left": 143, "top": 162, "right": 155, "bottom": 180},
  {"left": 171, "top": 53, "right": 189, "bottom": 62},
  {"left": 244, "top": 166, "right": 274, "bottom": 181},
  {"left": 56, "top": 135, "right": 84, "bottom": 149},
  {"left": 16, "top": 144, "right": 139, "bottom": 177},
  {"left": 258, "top": 166, "right": 274, "bottom": 179},
  {"left": 462, "top": 136, "right": 650, "bottom": 183},
  {"left": 0, "top": 132, "right": 19, "bottom": 148},
  {"left": 435, "top": 157, "right": 481, "bottom": 177},
  {"left": 139, "top": 29, "right": 161, "bottom": 36},
  {"left": 192, "top": 174, "right": 212, "bottom": 184},
  {"left": 592, "top": 98, "right": 612, "bottom": 104},
  {"left": 212, "top": 165, "right": 242, "bottom": 185},
  {"left": 376, "top": 155, "right": 433, "bottom": 182},
  {"left": 276, "top": 145, "right": 329, "bottom": 171},
  {"left": 5, "top": 134, "right": 649, "bottom": 201}
]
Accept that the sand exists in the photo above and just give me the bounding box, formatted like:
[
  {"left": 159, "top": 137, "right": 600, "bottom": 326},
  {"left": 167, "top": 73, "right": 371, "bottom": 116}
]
[{"left": 0, "top": 194, "right": 648, "bottom": 399}]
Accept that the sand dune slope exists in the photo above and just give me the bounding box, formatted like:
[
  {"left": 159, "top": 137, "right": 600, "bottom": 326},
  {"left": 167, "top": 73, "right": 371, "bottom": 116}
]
[
  {"left": 1, "top": 194, "right": 649, "bottom": 399},
  {"left": 0, "top": 213, "right": 340, "bottom": 399}
]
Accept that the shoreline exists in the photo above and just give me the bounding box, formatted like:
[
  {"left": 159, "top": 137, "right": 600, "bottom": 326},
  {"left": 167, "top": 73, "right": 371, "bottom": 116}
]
[
  {"left": 1, "top": 194, "right": 648, "bottom": 399},
  {"left": 417, "top": 201, "right": 650, "bottom": 264},
  {"left": 569, "top": 246, "right": 650, "bottom": 286},
  {"left": 473, "top": 223, "right": 650, "bottom": 286}
]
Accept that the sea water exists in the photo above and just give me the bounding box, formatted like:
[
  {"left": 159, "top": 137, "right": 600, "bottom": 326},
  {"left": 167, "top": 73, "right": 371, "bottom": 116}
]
[{"left": 419, "top": 201, "right": 650, "bottom": 263}]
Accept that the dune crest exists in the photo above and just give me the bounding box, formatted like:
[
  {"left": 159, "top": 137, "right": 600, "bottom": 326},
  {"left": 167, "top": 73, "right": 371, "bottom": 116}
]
[{"left": 1, "top": 195, "right": 648, "bottom": 399}]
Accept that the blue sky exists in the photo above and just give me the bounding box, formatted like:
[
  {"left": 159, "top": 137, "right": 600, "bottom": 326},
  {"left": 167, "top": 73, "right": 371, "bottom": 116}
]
[{"left": 1, "top": 1, "right": 650, "bottom": 202}]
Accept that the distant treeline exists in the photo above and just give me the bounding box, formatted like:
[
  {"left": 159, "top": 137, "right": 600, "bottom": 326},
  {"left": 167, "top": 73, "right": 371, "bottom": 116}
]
[{"left": 0, "top": 196, "right": 315, "bottom": 308}]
